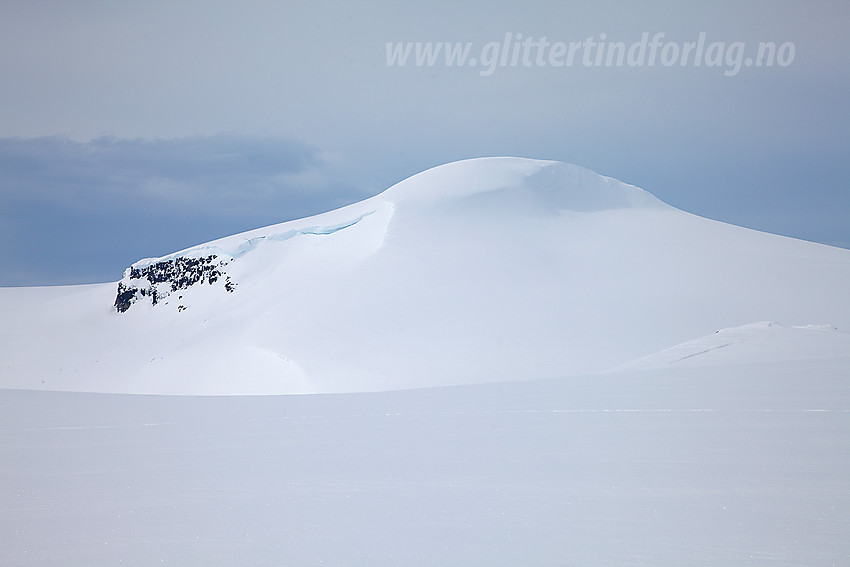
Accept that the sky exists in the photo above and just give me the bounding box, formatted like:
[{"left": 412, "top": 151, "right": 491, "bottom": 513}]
[{"left": 1, "top": 0, "right": 848, "bottom": 286}]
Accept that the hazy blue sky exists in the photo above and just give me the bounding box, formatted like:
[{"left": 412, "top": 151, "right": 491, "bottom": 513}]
[{"left": 1, "top": 0, "right": 847, "bottom": 285}]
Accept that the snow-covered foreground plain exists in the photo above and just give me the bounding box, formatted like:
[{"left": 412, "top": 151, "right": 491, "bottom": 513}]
[{"left": 3, "top": 357, "right": 849, "bottom": 566}]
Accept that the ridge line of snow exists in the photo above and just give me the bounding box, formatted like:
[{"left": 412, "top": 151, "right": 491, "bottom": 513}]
[{"left": 131, "top": 210, "right": 378, "bottom": 269}]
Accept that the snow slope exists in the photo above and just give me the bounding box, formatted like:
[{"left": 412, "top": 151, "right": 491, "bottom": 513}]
[
  {"left": 1, "top": 157, "right": 849, "bottom": 394},
  {"left": 2, "top": 359, "right": 848, "bottom": 566}
]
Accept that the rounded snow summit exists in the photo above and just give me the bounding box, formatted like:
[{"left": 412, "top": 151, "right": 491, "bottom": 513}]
[{"left": 1, "top": 158, "right": 848, "bottom": 394}]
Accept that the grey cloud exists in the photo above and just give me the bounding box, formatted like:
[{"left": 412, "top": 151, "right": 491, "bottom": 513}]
[
  {"left": 0, "top": 135, "right": 339, "bottom": 213},
  {"left": 0, "top": 135, "right": 371, "bottom": 286}
]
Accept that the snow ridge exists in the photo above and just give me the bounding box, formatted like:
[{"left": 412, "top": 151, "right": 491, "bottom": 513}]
[
  {"left": 116, "top": 211, "right": 378, "bottom": 312},
  {"left": 611, "top": 321, "right": 850, "bottom": 371},
  {"left": 131, "top": 212, "right": 376, "bottom": 269}
]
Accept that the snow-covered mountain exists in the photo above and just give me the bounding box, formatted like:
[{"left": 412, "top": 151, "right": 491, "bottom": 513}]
[
  {"left": 3, "top": 157, "right": 850, "bottom": 565},
  {"left": 1, "top": 157, "right": 849, "bottom": 394}
]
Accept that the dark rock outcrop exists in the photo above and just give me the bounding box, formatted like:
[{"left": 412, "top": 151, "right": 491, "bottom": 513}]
[{"left": 114, "top": 255, "right": 235, "bottom": 313}]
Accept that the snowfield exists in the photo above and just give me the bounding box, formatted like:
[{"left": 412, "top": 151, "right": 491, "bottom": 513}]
[
  {"left": 2, "top": 359, "right": 848, "bottom": 566},
  {"left": 1, "top": 157, "right": 849, "bottom": 564}
]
